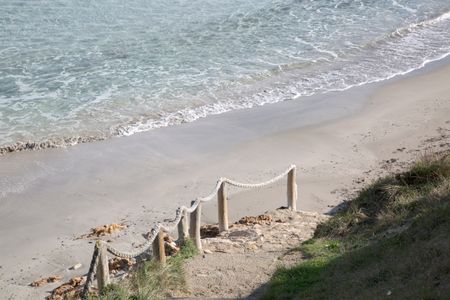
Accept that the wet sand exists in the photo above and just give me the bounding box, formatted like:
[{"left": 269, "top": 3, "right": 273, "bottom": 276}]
[{"left": 1, "top": 58, "right": 450, "bottom": 299}]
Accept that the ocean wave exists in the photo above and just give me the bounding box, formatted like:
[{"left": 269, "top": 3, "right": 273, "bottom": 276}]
[
  {"left": 391, "top": 10, "right": 450, "bottom": 38},
  {"left": 100, "top": 8, "right": 450, "bottom": 140},
  {"left": 1, "top": 0, "right": 450, "bottom": 154}
]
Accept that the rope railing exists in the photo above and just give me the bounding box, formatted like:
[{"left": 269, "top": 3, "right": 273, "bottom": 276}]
[{"left": 81, "top": 164, "right": 297, "bottom": 299}]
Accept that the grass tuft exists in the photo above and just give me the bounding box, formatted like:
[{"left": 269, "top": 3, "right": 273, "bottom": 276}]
[
  {"left": 91, "top": 239, "right": 198, "bottom": 300},
  {"left": 398, "top": 153, "right": 450, "bottom": 185}
]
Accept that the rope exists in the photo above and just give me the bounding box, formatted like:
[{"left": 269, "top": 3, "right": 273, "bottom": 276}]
[
  {"left": 81, "top": 242, "right": 100, "bottom": 299},
  {"left": 98, "top": 164, "right": 296, "bottom": 259},
  {"left": 105, "top": 226, "right": 159, "bottom": 258},
  {"left": 81, "top": 164, "right": 296, "bottom": 297},
  {"left": 223, "top": 164, "right": 295, "bottom": 189},
  {"left": 198, "top": 164, "right": 296, "bottom": 201}
]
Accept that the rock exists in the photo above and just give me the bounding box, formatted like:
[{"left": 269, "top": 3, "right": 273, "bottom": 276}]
[
  {"left": 200, "top": 224, "right": 220, "bottom": 238},
  {"left": 246, "top": 244, "right": 259, "bottom": 251},
  {"left": 69, "top": 263, "right": 82, "bottom": 270},
  {"left": 165, "top": 240, "right": 180, "bottom": 256},
  {"left": 228, "top": 229, "right": 258, "bottom": 240},
  {"left": 261, "top": 243, "right": 276, "bottom": 251},
  {"left": 236, "top": 214, "right": 273, "bottom": 225},
  {"left": 163, "top": 234, "right": 180, "bottom": 255},
  {"left": 203, "top": 249, "right": 213, "bottom": 254}
]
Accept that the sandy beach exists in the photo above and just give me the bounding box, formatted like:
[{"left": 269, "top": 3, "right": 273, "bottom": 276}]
[{"left": 1, "top": 57, "right": 450, "bottom": 299}]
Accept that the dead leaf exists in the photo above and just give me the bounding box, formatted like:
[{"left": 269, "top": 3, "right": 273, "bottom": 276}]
[
  {"left": 109, "top": 257, "right": 134, "bottom": 274},
  {"left": 30, "top": 275, "right": 62, "bottom": 287},
  {"left": 46, "top": 276, "right": 86, "bottom": 300},
  {"left": 84, "top": 223, "right": 127, "bottom": 238}
]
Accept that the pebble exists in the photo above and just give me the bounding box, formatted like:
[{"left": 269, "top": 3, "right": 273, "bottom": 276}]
[{"left": 69, "top": 263, "right": 82, "bottom": 270}]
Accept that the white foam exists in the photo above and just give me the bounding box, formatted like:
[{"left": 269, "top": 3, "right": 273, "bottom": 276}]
[
  {"left": 392, "top": 10, "right": 450, "bottom": 37},
  {"left": 2, "top": 0, "right": 450, "bottom": 149},
  {"left": 295, "top": 37, "right": 339, "bottom": 59},
  {"left": 392, "top": 0, "right": 417, "bottom": 14}
]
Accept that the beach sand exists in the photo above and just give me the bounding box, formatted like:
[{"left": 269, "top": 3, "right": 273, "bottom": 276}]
[{"left": 0, "top": 59, "right": 450, "bottom": 299}]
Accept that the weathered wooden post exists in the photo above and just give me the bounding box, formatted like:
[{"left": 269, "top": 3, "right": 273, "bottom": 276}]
[
  {"left": 287, "top": 167, "right": 298, "bottom": 211},
  {"left": 218, "top": 181, "right": 228, "bottom": 232},
  {"left": 81, "top": 244, "right": 100, "bottom": 300},
  {"left": 152, "top": 230, "right": 166, "bottom": 264},
  {"left": 96, "top": 241, "right": 110, "bottom": 292},
  {"left": 177, "top": 209, "right": 189, "bottom": 244},
  {"left": 189, "top": 201, "right": 202, "bottom": 251}
]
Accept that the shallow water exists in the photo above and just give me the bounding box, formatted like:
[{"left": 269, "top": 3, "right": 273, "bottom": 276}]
[{"left": 1, "top": 0, "right": 450, "bottom": 148}]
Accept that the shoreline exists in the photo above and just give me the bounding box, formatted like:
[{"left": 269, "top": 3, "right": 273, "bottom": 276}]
[
  {"left": 2, "top": 52, "right": 450, "bottom": 157},
  {"left": 1, "top": 57, "right": 450, "bottom": 299}
]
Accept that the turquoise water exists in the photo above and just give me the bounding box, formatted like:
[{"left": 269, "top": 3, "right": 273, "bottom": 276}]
[{"left": 1, "top": 0, "right": 450, "bottom": 149}]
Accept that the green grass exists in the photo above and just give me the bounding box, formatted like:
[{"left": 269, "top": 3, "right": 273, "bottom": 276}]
[
  {"left": 90, "top": 239, "right": 198, "bottom": 300},
  {"left": 262, "top": 153, "right": 450, "bottom": 300}
]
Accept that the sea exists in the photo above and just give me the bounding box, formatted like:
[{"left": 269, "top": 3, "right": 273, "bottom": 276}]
[{"left": 1, "top": 0, "right": 450, "bottom": 151}]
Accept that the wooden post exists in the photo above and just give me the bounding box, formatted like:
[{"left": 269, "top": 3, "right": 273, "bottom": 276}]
[
  {"left": 152, "top": 230, "right": 166, "bottom": 264},
  {"left": 189, "top": 201, "right": 202, "bottom": 251},
  {"left": 177, "top": 209, "right": 189, "bottom": 244},
  {"left": 287, "top": 168, "right": 298, "bottom": 211},
  {"left": 96, "top": 241, "right": 110, "bottom": 292},
  {"left": 218, "top": 182, "right": 229, "bottom": 232}
]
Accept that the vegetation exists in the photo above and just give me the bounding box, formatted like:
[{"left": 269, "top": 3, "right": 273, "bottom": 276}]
[
  {"left": 90, "top": 239, "right": 198, "bottom": 300},
  {"left": 262, "top": 153, "right": 450, "bottom": 299}
]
